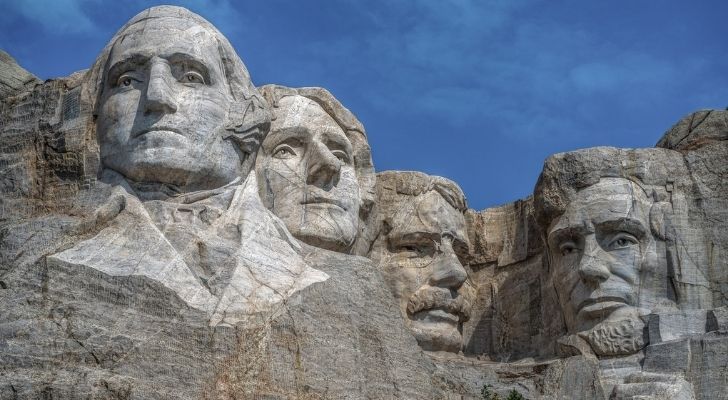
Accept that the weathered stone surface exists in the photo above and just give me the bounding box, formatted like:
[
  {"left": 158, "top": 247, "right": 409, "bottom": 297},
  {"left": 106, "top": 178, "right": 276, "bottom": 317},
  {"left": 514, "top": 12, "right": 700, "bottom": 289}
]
[
  {"left": 2, "top": 4, "right": 728, "bottom": 399},
  {"left": 0, "top": 50, "right": 40, "bottom": 99},
  {"left": 466, "top": 196, "right": 542, "bottom": 267},
  {"left": 431, "top": 353, "right": 606, "bottom": 399},
  {"left": 656, "top": 109, "right": 728, "bottom": 151},
  {"left": 369, "top": 171, "right": 474, "bottom": 354},
  {"left": 256, "top": 85, "right": 375, "bottom": 255},
  {"left": 463, "top": 197, "right": 562, "bottom": 361},
  {"left": 0, "top": 240, "right": 446, "bottom": 398}
]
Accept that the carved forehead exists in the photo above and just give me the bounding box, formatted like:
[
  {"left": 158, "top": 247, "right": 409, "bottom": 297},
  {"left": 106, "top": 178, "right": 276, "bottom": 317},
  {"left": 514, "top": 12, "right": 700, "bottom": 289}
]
[
  {"left": 384, "top": 191, "right": 468, "bottom": 245},
  {"left": 106, "top": 22, "right": 225, "bottom": 78},
  {"left": 549, "top": 177, "right": 652, "bottom": 234},
  {"left": 111, "top": 21, "right": 219, "bottom": 55},
  {"left": 273, "top": 95, "right": 341, "bottom": 129}
]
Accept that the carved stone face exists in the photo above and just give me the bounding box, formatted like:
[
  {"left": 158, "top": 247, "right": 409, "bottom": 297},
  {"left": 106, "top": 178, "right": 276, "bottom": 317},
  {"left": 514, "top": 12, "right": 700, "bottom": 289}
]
[
  {"left": 370, "top": 190, "right": 472, "bottom": 353},
  {"left": 547, "top": 178, "right": 656, "bottom": 333},
  {"left": 97, "top": 22, "right": 243, "bottom": 191},
  {"left": 256, "top": 95, "right": 361, "bottom": 252}
]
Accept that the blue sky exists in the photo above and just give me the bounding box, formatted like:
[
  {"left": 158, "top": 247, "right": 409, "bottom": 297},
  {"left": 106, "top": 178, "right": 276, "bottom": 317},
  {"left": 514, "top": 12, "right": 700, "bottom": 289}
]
[{"left": 2, "top": 0, "right": 727, "bottom": 209}]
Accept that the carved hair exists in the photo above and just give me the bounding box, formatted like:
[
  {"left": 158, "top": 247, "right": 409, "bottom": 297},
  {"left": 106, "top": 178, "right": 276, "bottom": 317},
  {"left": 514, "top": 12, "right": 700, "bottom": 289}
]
[
  {"left": 533, "top": 146, "right": 712, "bottom": 310},
  {"left": 375, "top": 170, "right": 468, "bottom": 213},
  {"left": 258, "top": 85, "right": 376, "bottom": 215},
  {"left": 534, "top": 147, "right": 673, "bottom": 239},
  {"left": 84, "top": 6, "right": 270, "bottom": 173}
]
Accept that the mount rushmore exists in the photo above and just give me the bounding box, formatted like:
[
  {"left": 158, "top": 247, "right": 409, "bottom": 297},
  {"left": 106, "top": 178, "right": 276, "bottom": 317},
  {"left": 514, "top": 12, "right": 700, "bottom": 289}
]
[{"left": 1, "top": 6, "right": 727, "bottom": 399}]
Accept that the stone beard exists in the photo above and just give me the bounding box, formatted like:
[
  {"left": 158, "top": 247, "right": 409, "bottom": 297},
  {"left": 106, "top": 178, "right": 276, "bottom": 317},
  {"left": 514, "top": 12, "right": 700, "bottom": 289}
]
[
  {"left": 369, "top": 172, "right": 473, "bottom": 353},
  {"left": 546, "top": 177, "right": 659, "bottom": 356}
]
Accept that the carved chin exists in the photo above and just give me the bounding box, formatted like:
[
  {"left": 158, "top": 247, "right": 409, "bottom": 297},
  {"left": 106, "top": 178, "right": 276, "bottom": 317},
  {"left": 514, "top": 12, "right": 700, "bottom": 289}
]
[
  {"left": 294, "top": 212, "right": 357, "bottom": 251},
  {"left": 409, "top": 321, "right": 462, "bottom": 353},
  {"left": 579, "top": 317, "right": 647, "bottom": 357}
]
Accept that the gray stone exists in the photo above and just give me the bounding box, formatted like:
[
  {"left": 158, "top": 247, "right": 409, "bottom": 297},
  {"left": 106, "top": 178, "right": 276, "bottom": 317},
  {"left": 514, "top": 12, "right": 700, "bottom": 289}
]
[
  {"left": 2, "top": 4, "right": 728, "bottom": 399},
  {"left": 0, "top": 50, "right": 40, "bottom": 99},
  {"left": 648, "top": 310, "right": 710, "bottom": 344},
  {"left": 368, "top": 171, "right": 474, "bottom": 354},
  {"left": 656, "top": 109, "right": 728, "bottom": 151},
  {"left": 256, "top": 85, "right": 376, "bottom": 255}
]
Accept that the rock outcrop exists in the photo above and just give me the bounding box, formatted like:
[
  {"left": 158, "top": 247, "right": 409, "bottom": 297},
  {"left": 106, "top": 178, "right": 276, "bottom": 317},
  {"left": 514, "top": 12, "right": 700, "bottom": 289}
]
[
  {"left": 1, "top": 5, "right": 727, "bottom": 399},
  {"left": 0, "top": 50, "right": 40, "bottom": 99}
]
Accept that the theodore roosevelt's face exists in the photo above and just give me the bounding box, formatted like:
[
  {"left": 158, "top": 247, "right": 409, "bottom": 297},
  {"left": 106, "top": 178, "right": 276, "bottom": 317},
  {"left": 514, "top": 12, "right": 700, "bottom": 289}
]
[
  {"left": 369, "top": 190, "right": 473, "bottom": 353},
  {"left": 97, "top": 22, "right": 242, "bottom": 191},
  {"left": 548, "top": 178, "right": 656, "bottom": 332},
  {"left": 256, "top": 95, "right": 361, "bottom": 252}
]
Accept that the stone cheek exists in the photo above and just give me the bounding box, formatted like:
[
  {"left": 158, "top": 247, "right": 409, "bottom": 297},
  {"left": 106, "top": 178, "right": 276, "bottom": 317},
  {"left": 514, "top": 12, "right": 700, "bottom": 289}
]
[
  {"left": 3, "top": 5, "right": 728, "bottom": 399},
  {"left": 369, "top": 171, "right": 473, "bottom": 354},
  {"left": 255, "top": 93, "right": 362, "bottom": 253}
]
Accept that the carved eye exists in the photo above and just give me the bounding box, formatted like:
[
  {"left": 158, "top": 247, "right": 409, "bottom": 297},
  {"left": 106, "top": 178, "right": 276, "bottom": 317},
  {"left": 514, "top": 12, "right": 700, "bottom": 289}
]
[
  {"left": 273, "top": 145, "right": 296, "bottom": 159},
  {"left": 396, "top": 245, "right": 424, "bottom": 259},
  {"left": 332, "top": 150, "right": 350, "bottom": 163},
  {"left": 559, "top": 241, "right": 577, "bottom": 256},
  {"left": 116, "top": 74, "right": 137, "bottom": 88},
  {"left": 181, "top": 71, "right": 205, "bottom": 84},
  {"left": 393, "top": 240, "right": 437, "bottom": 259},
  {"left": 609, "top": 233, "right": 638, "bottom": 250}
]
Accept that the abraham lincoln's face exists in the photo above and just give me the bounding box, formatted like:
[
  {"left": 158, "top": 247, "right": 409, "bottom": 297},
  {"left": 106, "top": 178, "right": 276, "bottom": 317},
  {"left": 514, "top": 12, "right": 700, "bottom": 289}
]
[{"left": 548, "top": 178, "right": 656, "bottom": 333}]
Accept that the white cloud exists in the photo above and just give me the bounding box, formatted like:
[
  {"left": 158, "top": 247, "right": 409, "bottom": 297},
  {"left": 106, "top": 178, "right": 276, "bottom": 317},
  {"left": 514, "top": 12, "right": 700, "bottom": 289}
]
[
  {"left": 4, "top": 0, "right": 244, "bottom": 37},
  {"left": 6, "top": 0, "right": 99, "bottom": 34}
]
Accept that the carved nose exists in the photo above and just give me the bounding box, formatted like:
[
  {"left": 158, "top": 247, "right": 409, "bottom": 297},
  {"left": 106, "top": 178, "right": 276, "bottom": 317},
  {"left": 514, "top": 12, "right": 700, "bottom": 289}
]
[
  {"left": 578, "top": 236, "right": 611, "bottom": 285},
  {"left": 144, "top": 60, "right": 177, "bottom": 114},
  {"left": 429, "top": 237, "right": 467, "bottom": 289},
  {"left": 306, "top": 142, "right": 341, "bottom": 190}
]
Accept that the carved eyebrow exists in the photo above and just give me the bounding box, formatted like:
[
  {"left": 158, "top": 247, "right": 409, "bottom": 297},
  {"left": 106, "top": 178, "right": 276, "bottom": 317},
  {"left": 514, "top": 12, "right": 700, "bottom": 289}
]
[
  {"left": 320, "top": 128, "right": 353, "bottom": 154},
  {"left": 594, "top": 217, "right": 648, "bottom": 239},
  {"left": 389, "top": 230, "right": 469, "bottom": 253},
  {"left": 548, "top": 225, "right": 588, "bottom": 245},
  {"left": 264, "top": 126, "right": 307, "bottom": 149},
  {"left": 106, "top": 54, "right": 150, "bottom": 86},
  {"left": 166, "top": 52, "right": 212, "bottom": 83}
]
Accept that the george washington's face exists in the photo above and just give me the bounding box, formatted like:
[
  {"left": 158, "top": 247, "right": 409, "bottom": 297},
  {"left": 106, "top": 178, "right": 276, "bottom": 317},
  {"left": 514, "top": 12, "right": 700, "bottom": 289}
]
[
  {"left": 548, "top": 178, "right": 656, "bottom": 333},
  {"left": 97, "top": 21, "right": 243, "bottom": 191}
]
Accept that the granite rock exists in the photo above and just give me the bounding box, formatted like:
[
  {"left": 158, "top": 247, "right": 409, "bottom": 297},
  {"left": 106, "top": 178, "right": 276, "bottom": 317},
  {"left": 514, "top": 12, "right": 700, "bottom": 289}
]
[
  {"left": 0, "top": 50, "right": 40, "bottom": 99},
  {"left": 1, "top": 5, "right": 728, "bottom": 399}
]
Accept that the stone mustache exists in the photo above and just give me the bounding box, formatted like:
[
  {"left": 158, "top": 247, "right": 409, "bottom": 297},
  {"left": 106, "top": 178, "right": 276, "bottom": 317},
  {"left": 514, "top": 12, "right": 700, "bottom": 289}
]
[{"left": 1, "top": 5, "right": 727, "bottom": 400}]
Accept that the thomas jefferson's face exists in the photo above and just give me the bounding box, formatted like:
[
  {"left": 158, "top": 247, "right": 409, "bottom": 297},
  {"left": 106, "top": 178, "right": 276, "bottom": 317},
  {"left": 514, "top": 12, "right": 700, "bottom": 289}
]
[
  {"left": 548, "top": 178, "right": 656, "bottom": 332},
  {"left": 97, "top": 22, "right": 242, "bottom": 191},
  {"left": 369, "top": 191, "right": 472, "bottom": 353},
  {"left": 256, "top": 95, "right": 361, "bottom": 252}
]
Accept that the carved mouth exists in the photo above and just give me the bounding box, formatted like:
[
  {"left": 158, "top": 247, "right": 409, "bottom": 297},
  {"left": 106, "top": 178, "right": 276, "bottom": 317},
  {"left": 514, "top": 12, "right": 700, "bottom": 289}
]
[
  {"left": 132, "top": 126, "right": 182, "bottom": 139},
  {"left": 407, "top": 290, "right": 470, "bottom": 323},
  {"left": 577, "top": 296, "right": 627, "bottom": 316},
  {"left": 301, "top": 197, "right": 347, "bottom": 211},
  {"left": 412, "top": 308, "right": 460, "bottom": 325}
]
